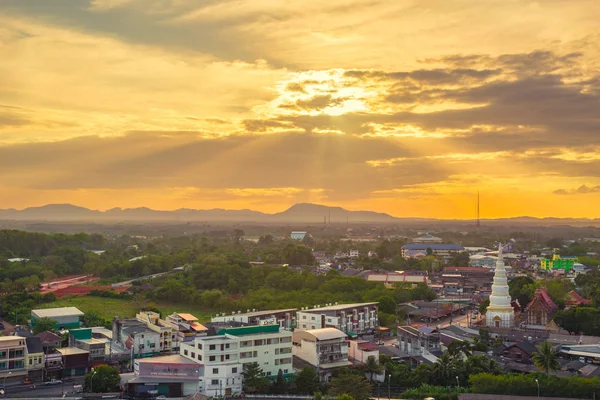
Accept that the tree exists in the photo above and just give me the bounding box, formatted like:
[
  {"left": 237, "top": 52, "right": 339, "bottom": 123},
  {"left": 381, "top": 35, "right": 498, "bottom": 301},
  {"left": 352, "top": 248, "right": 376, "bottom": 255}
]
[
  {"left": 532, "top": 341, "right": 560, "bottom": 376},
  {"left": 335, "top": 395, "right": 355, "bottom": 400},
  {"left": 271, "top": 369, "right": 287, "bottom": 394},
  {"left": 431, "top": 353, "right": 457, "bottom": 386},
  {"left": 364, "top": 355, "right": 383, "bottom": 381},
  {"left": 242, "top": 362, "right": 270, "bottom": 393},
  {"left": 376, "top": 296, "right": 396, "bottom": 314},
  {"left": 509, "top": 276, "right": 535, "bottom": 308},
  {"left": 479, "top": 299, "right": 490, "bottom": 315},
  {"left": 33, "top": 317, "right": 57, "bottom": 334},
  {"left": 329, "top": 373, "right": 372, "bottom": 400},
  {"left": 294, "top": 367, "right": 320, "bottom": 395},
  {"left": 84, "top": 364, "right": 120, "bottom": 393},
  {"left": 449, "top": 251, "right": 470, "bottom": 266},
  {"left": 447, "top": 340, "right": 472, "bottom": 360},
  {"left": 82, "top": 311, "right": 108, "bottom": 328}
]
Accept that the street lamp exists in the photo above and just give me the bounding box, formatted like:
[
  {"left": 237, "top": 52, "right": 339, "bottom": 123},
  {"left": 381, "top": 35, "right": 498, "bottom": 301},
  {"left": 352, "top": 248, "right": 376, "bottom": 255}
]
[
  {"left": 90, "top": 370, "right": 97, "bottom": 393},
  {"left": 456, "top": 376, "right": 460, "bottom": 396},
  {"left": 535, "top": 379, "right": 540, "bottom": 398},
  {"left": 387, "top": 373, "right": 391, "bottom": 400},
  {"left": 3, "top": 371, "right": 11, "bottom": 388}
]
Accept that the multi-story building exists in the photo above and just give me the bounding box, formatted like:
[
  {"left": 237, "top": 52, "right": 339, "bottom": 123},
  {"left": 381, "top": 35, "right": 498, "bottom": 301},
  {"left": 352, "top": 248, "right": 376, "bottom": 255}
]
[
  {"left": 347, "top": 340, "right": 379, "bottom": 365},
  {"left": 540, "top": 251, "right": 579, "bottom": 272},
  {"left": 25, "top": 337, "right": 44, "bottom": 381},
  {"left": 165, "top": 313, "right": 208, "bottom": 352},
  {"left": 365, "top": 272, "right": 427, "bottom": 287},
  {"left": 136, "top": 311, "right": 173, "bottom": 353},
  {"left": 211, "top": 309, "right": 296, "bottom": 330},
  {"left": 113, "top": 318, "right": 161, "bottom": 359},
  {"left": 36, "top": 331, "right": 64, "bottom": 380},
  {"left": 397, "top": 326, "right": 441, "bottom": 356},
  {"left": 179, "top": 324, "right": 293, "bottom": 397},
  {"left": 128, "top": 354, "right": 203, "bottom": 397},
  {"left": 69, "top": 328, "right": 107, "bottom": 363},
  {"left": 57, "top": 347, "right": 89, "bottom": 377},
  {"left": 30, "top": 307, "right": 84, "bottom": 330},
  {"left": 292, "top": 328, "right": 351, "bottom": 382},
  {"left": 296, "top": 303, "right": 379, "bottom": 335},
  {"left": 0, "top": 336, "right": 27, "bottom": 381}
]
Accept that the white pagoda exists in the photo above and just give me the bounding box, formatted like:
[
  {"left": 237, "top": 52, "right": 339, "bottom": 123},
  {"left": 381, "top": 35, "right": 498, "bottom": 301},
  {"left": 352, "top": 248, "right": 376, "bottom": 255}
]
[{"left": 486, "top": 243, "right": 515, "bottom": 328}]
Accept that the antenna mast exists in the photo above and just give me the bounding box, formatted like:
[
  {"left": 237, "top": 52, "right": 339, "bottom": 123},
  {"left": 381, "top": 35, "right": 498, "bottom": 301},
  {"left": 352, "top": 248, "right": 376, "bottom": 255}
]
[{"left": 477, "top": 191, "right": 480, "bottom": 228}]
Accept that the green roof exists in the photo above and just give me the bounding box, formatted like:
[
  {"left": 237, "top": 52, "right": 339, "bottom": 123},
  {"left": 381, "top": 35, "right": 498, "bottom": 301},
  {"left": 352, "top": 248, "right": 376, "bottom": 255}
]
[
  {"left": 70, "top": 328, "right": 92, "bottom": 340},
  {"left": 217, "top": 324, "right": 280, "bottom": 336}
]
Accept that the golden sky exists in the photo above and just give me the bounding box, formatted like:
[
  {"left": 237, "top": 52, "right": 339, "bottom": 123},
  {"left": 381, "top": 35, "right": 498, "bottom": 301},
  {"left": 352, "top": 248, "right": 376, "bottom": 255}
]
[{"left": 1, "top": 0, "right": 600, "bottom": 219}]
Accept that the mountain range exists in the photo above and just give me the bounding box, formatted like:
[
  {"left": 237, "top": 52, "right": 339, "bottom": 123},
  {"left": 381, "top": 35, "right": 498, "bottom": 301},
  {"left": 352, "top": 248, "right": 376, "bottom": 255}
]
[{"left": 0, "top": 203, "right": 599, "bottom": 226}]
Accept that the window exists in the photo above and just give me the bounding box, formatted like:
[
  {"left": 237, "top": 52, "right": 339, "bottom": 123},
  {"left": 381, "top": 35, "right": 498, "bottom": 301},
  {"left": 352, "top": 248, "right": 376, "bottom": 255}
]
[
  {"left": 225, "top": 344, "right": 230, "bottom": 349},
  {"left": 29, "top": 359, "right": 32, "bottom": 365},
  {"left": 211, "top": 379, "right": 219, "bottom": 385},
  {"left": 284, "top": 369, "right": 288, "bottom": 373},
  {"left": 198, "top": 343, "right": 203, "bottom": 350},
  {"left": 191, "top": 352, "right": 196, "bottom": 358},
  {"left": 213, "top": 368, "right": 219, "bottom": 374},
  {"left": 209, "top": 356, "right": 216, "bottom": 362},
  {"left": 184, "top": 350, "right": 188, "bottom": 356},
  {"left": 232, "top": 368, "right": 238, "bottom": 374},
  {"left": 209, "top": 345, "right": 216, "bottom": 350},
  {"left": 311, "top": 316, "right": 315, "bottom": 321},
  {"left": 302, "top": 315, "right": 306, "bottom": 319},
  {"left": 225, "top": 355, "right": 230, "bottom": 360},
  {"left": 198, "top": 355, "right": 202, "bottom": 361}
]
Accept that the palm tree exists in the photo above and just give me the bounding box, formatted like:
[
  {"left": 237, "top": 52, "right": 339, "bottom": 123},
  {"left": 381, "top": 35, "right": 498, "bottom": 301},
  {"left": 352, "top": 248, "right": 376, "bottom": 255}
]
[
  {"left": 364, "top": 355, "right": 383, "bottom": 382},
  {"left": 431, "top": 353, "right": 457, "bottom": 386},
  {"left": 532, "top": 341, "right": 560, "bottom": 375}
]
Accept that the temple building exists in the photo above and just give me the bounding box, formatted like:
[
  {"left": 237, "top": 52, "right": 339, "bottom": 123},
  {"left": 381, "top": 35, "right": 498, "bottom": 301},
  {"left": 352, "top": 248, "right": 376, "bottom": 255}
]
[
  {"left": 486, "top": 244, "right": 515, "bottom": 328},
  {"left": 522, "top": 288, "right": 558, "bottom": 329}
]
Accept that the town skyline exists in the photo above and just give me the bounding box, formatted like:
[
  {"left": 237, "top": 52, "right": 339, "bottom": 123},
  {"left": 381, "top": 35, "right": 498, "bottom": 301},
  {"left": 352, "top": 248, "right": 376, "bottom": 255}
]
[{"left": 1, "top": 1, "right": 600, "bottom": 218}]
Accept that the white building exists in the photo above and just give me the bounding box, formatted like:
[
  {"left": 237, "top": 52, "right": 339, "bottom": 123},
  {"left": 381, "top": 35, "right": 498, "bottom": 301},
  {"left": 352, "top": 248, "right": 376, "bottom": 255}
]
[
  {"left": 165, "top": 313, "right": 208, "bottom": 351},
  {"left": 296, "top": 303, "right": 379, "bottom": 335},
  {"left": 470, "top": 254, "right": 498, "bottom": 268},
  {"left": 179, "top": 325, "right": 293, "bottom": 397},
  {"left": 412, "top": 234, "right": 442, "bottom": 243},
  {"left": 292, "top": 328, "right": 352, "bottom": 382},
  {"left": 113, "top": 318, "right": 162, "bottom": 358},
  {"left": 486, "top": 244, "right": 515, "bottom": 328},
  {"left": 347, "top": 340, "right": 379, "bottom": 364}
]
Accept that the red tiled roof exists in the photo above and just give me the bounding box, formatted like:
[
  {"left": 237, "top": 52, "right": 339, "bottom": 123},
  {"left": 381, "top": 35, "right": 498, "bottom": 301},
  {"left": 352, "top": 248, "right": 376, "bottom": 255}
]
[
  {"left": 525, "top": 288, "right": 558, "bottom": 313},
  {"left": 566, "top": 290, "right": 592, "bottom": 305},
  {"left": 357, "top": 342, "right": 378, "bottom": 351}
]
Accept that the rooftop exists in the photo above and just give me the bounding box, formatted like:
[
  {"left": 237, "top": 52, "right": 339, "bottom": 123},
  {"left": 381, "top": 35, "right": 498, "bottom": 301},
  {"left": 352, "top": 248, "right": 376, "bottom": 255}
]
[
  {"left": 298, "top": 328, "right": 347, "bottom": 341},
  {"left": 302, "top": 302, "right": 378, "bottom": 312},
  {"left": 403, "top": 244, "right": 465, "bottom": 250},
  {"left": 25, "top": 337, "right": 43, "bottom": 354},
  {"left": 137, "top": 354, "right": 199, "bottom": 364},
  {"left": 57, "top": 347, "right": 89, "bottom": 356},
  {"left": 217, "top": 308, "right": 298, "bottom": 318},
  {"left": 35, "top": 331, "right": 63, "bottom": 343},
  {"left": 217, "top": 324, "right": 281, "bottom": 337},
  {"left": 31, "top": 307, "right": 84, "bottom": 319},
  {"left": 176, "top": 313, "right": 198, "bottom": 322}
]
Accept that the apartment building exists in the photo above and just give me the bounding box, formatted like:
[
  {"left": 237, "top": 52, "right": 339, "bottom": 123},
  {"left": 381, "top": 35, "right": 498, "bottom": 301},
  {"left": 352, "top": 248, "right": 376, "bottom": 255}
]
[
  {"left": 179, "top": 325, "right": 293, "bottom": 397},
  {"left": 136, "top": 311, "right": 173, "bottom": 353},
  {"left": 113, "top": 318, "right": 161, "bottom": 359},
  {"left": 292, "top": 328, "right": 351, "bottom": 382},
  {"left": 0, "top": 336, "right": 27, "bottom": 380},
  {"left": 397, "top": 326, "right": 441, "bottom": 356},
  {"left": 296, "top": 303, "right": 379, "bottom": 335},
  {"left": 211, "top": 309, "right": 296, "bottom": 330}
]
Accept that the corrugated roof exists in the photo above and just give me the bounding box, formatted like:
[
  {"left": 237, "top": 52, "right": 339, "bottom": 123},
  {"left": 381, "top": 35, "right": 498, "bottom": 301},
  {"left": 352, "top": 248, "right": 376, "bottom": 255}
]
[
  {"left": 305, "top": 328, "right": 347, "bottom": 341},
  {"left": 190, "top": 322, "right": 208, "bottom": 331},
  {"left": 176, "top": 313, "right": 198, "bottom": 322},
  {"left": 32, "top": 307, "right": 84, "bottom": 319},
  {"left": 136, "top": 354, "right": 198, "bottom": 364},
  {"left": 57, "top": 347, "right": 89, "bottom": 356},
  {"left": 26, "top": 337, "right": 43, "bottom": 354},
  {"left": 35, "top": 331, "right": 63, "bottom": 343}
]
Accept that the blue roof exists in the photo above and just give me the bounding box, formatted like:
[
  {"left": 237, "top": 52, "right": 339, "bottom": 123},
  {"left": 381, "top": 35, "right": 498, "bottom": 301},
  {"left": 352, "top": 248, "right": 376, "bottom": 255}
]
[{"left": 402, "top": 244, "right": 465, "bottom": 250}]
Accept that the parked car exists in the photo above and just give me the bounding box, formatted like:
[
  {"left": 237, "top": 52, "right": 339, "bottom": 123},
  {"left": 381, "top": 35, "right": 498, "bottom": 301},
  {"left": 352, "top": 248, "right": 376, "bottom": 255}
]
[{"left": 44, "top": 379, "right": 62, "bottom": 386}]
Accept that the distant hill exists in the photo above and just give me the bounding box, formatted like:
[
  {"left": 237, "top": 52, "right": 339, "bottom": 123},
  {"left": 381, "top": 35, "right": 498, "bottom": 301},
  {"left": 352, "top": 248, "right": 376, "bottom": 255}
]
[
  {"left": 270, "top": 203, "right": 398, "bottom": 223},
  {"left": 0, "top": 203, "right": 599, "bottom": 226}
]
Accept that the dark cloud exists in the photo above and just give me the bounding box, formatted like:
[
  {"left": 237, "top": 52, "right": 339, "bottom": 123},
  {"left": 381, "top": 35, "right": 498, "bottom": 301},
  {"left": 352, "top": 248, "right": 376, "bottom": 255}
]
[
  {"left": 344, "top": 68, "right": 501, "bottom": 84},
  {"left": 295, "top": 95, "right": 346, "bottom": 110},
  {"left": 286, "top": 82, "right": 307, "bottom": 93},
  {"left": 553, "top": 185, "right": 600, "bottom": 195},
  {"left": 0, "top": 112, "right": 29, "bottom": 127}
]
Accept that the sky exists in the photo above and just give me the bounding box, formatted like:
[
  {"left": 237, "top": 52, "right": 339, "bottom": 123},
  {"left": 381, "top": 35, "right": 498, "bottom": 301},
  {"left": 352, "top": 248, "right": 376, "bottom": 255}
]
[{"left": 1, "top": 0, "right": 600, "bottom": 219}]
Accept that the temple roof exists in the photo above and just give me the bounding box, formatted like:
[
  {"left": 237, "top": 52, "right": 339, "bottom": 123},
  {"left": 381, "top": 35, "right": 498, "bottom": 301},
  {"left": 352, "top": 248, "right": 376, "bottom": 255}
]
[{"left": 525, "top": 288, "right": 558, "bottom": 313}]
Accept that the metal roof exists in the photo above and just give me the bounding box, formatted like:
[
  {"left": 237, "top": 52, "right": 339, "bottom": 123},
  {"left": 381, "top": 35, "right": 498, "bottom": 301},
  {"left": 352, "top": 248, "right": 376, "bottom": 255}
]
[
  {"left": 31, "top": 307, "right": 84, "bottom": 319},
  {"left": 403, "top": 244, "right": 465, "bottom": 250},
  {"left": 302, "top": 302, "right": 377, "bottom": 312},
  {"left": 296, "top": 328, "right": 347, "bottom": 341}
]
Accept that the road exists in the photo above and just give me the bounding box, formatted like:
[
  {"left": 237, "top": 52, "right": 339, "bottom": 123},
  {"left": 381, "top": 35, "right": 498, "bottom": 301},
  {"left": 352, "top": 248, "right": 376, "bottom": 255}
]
[{"left": 2, "top": 377, "right": 85, "bottom": 399}]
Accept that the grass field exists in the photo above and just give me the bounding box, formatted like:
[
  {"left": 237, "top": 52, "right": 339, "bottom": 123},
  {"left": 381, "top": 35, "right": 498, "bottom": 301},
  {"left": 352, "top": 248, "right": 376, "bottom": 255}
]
[{"left": 40, "top": 296, "right": 215, "bottom": 323}]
